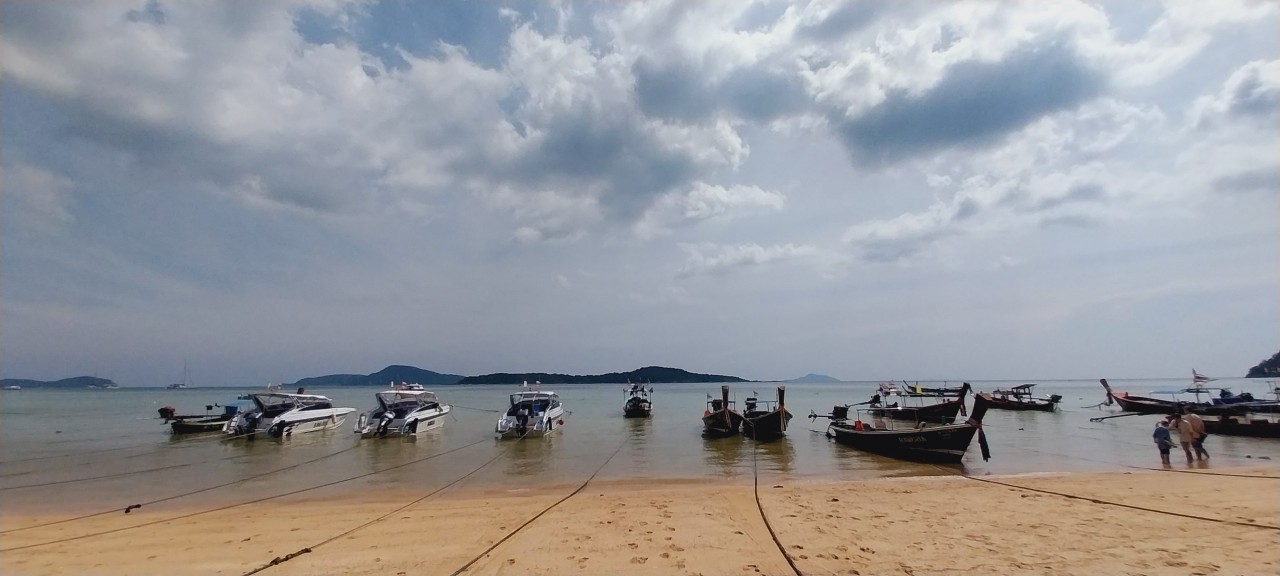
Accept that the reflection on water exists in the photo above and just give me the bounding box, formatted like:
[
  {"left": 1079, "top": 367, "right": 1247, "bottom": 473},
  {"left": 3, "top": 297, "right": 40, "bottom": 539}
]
[
  {"left": 754, "top": 437, "right": 796, "bottom": 473},
  {"left": 702, "top": 435, "right": 746, "bottom": 475},
  {"left": 501, "top": 437, "right": 554, "bottom": 478}
]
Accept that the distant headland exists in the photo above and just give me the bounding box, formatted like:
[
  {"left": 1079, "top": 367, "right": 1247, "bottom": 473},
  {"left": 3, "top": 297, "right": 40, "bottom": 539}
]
[
  {"left": 782, "top": 373, "right": 841, "bottom": 384},
  {"left": 297, "top": 364, "right": 749, "bottom": 386},
  {"left": 1246, "top": 350, "right": 1280, "bottom": 378},
  {"left": 0, "top": 376, "right": 117, "bottom": 389}
]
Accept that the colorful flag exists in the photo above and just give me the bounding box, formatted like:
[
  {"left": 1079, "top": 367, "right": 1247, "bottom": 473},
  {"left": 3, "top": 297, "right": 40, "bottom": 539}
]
[{"left": 1192, "top": 369, "right": 1211, "bottom": 384}]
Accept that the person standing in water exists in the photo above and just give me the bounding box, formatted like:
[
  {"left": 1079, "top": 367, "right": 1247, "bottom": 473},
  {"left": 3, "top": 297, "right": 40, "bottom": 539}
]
[
  {"left": 1181, "top": 404, "right": 1209, "bottom": 460},
  {"left": 1152, "top": 419, "right": 1173, "bottom": 466}
]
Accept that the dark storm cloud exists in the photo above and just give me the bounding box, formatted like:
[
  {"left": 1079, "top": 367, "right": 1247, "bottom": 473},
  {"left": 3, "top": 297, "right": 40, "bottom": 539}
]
[
  {"left": 720, "top": 66, "right": 809, "bottom": 122},
  {"left": 503, "top": 111, "right": 697, "bottom": 220},
  {"left": 835, "top": 41, "right": 1106, "bottom": 165},
  {"left": 633, "top": 57, "right": 717, "bottom": 122},
  {"left": 1213, "top": 166, "right": 1280, "bottom": 195},
  {"left": 633, "top": 57, "right": 809, "bottom": 124},
  {"left": 797, "top": 2, "right": 885, "bottom": 41}
]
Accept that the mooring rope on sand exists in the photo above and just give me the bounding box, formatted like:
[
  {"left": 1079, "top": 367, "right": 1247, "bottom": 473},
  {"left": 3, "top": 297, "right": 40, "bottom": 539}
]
[
  {"left": 751, "top": 442, "right": 806, "bottom": 576},
  {"left": 932, "top": 464, "right": 1280, "bottom": 532},
  {"left": 0, "top": 437, "right": 491, "bottom": 551},
  {"left": 446, "top": 432, "right": 628, "bottom": 576}
]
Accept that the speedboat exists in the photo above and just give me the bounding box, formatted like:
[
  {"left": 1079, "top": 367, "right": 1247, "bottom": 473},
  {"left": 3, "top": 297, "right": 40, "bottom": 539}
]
[
  {"left": 223, "top": 392, "right": 356, "bottom": 439},
  {"left": 495, "top": 389, "right": 565, "bottom": 438},
  {"left": 354, "top": 388, "right": 452, "bottom": 438}
]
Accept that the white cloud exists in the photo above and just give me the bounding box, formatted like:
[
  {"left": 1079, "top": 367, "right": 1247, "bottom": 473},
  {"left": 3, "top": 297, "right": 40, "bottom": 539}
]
[
  {"left": 1, "top": 163, "right": 76, "bottom": 235},
  {"left": 677, "top": 242, "right": 817, "bottom": 277},
  {"left": 635, "top": 182, "right": 785, "bottom": 239}
]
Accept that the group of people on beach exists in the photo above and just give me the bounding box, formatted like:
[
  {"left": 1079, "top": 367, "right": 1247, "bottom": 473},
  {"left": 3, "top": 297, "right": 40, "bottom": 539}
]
[{"left": 1152, "top": 404, "right": 1209, "bottom": 466}]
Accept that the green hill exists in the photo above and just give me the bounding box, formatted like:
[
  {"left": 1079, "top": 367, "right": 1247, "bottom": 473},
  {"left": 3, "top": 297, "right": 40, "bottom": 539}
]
[
  {"left": 291, "top": 365, "right": 464, "bottom": 387},
  {"left": 0, "top": 376, "right": 117, "bottom": 389},
  {"left": 1246, "top": 350, "right": 1280, "bottom": 378},
  {"left": 458, "top": 365, "right": 748, "bottom": 385}
]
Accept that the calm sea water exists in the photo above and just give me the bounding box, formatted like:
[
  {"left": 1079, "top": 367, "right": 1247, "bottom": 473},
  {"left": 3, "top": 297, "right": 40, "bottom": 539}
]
[{"left": 2, "top": 379, "right": 1278, "bottom": 514}]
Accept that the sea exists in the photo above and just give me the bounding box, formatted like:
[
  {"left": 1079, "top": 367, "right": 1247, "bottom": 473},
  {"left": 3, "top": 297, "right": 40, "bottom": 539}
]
[{"left": 2, "top": 378, "right": 1278, "bottom": 515}]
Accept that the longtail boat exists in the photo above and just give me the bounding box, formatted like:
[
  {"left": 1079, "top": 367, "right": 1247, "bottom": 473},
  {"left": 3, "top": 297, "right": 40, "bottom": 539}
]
[
  {"left": 741, "top": 386, "right": 792, "bottom": 441},
  {"left": 810, "top": 393, "right": 993, "bottom": 463},
  {"left": 702, "top": 385, "right": 743, "bottom": 438}
]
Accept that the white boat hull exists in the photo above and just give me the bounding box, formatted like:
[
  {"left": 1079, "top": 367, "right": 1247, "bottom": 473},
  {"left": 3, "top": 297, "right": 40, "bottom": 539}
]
[
  {"left": 225, "top": 408, "right": 356, "bottom": 439},
  {"left": 355, "top": 405, "right": 451, "bottom": 438},
  {"left": 496, "top": 406, "right": 565, "bottom": 438}
]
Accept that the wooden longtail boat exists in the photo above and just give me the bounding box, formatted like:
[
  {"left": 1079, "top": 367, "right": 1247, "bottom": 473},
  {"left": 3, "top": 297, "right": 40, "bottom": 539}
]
[
  {"left": 702, "top": 385, "right": 743, "bottom": 438},
  {"left": 988, "top": 384, "right": 1061, "bottom": 412},
  {"left": 741, "top": 386, "right": 792, "bottom": 441},
  {"left": 810, "top": 393, "right": 993, "bottom": 464},
  {"left": 869, "top": 382, "right": 971, "bottom": 424}
]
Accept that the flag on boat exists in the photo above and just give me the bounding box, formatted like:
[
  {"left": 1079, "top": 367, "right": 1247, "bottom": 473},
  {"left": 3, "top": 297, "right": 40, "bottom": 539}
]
[{"left": 1192, "top": 369, "right": 1212, "bottom": 384}]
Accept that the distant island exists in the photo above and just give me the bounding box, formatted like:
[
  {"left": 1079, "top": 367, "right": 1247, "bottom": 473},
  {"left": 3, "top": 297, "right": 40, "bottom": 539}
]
[
  {"left": 292, "top": 365, "right": 464, "bottom": 388},
  {"left": 1246, "top": 350, "right": 1280, "bottom": 378},
  {"left": 0, "top": 376, "right": 117, "bottom": 389},
  {"left": 457, "top": 366, "right": 748, "bottom": 385},
  {"left": 783, "top": 373, "right": 841, "bottom": 383}
]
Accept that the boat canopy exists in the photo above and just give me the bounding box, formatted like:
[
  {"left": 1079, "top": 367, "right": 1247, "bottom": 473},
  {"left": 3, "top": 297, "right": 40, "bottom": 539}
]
[
  {"left": 376, "top": 390, "right": 439, "bottom": 408},
  {"left": 251, "top": 392, "right": 333, "bottom": 410}
]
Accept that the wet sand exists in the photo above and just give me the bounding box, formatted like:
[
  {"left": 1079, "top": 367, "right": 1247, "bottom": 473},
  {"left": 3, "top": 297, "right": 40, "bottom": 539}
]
[{"left": 2, "top": 468, "right": 1277, "bottom": 575}]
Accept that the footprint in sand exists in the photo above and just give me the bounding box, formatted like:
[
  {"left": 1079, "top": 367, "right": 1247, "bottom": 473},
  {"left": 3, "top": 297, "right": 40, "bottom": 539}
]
[{"left": 630, "top": 557, "right": 648, "bottom": 564}]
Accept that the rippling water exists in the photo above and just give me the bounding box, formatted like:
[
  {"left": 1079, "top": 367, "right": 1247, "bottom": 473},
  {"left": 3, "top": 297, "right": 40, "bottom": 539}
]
[{"left": 2, "top": 379, "right": 1277, "bottom": 514}]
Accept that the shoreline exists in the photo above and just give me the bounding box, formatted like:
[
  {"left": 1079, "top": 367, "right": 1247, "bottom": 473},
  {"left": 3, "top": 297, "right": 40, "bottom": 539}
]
[{"left": 4, "top": 467, "right": 1277, "bottom": 575}]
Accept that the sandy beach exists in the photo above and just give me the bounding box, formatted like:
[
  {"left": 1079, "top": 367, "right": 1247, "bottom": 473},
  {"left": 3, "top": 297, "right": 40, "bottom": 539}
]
[{"left": 3, "top": 466, "right": 1277, "bottom": 576}]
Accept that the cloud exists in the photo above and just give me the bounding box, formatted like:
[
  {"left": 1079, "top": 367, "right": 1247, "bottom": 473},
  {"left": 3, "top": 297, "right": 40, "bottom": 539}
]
[
  {"left": 635, "top": 183, "right": 785, "bottom": 239},
  {"left": 1, "top": 162, "right": 76, "bottom": 236},
  {"left": 1191, "top": 59, "right": 1280, "bottom": 130},
  {"left": 833, "top": 40, "right": 1106, "bottom": 164},
  {"left": 677, "top": 242, "right": 817, "bottom": 277}
]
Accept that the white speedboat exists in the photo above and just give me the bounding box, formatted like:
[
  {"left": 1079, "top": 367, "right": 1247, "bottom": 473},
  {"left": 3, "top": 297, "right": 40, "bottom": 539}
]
[
  {"left": 224, "top": 392, "right": 356, "bottom": 439},
  {"left": 354, "top": 389, "right": 452, "bottom": 438},
  {"left": 495, "top": 390, "right": 565, "bottom": 438}
]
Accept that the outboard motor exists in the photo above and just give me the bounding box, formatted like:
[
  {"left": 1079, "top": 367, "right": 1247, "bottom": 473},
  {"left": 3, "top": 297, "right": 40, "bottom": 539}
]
[
  {"left": 516, "top": 407, "right": 530, "bottom": 434},
  {"left": 745, "top": 398, "right": 758, "bottom": 412},
  {"left": 710, "top": 399, "right": 724, "bottom": 412},
  {"left": 831, "top": 405, "right": 849, "bottom": 421},
  {"left": 158, "top": 406, "right": 176, "bottom": 420},
  {"left": 237, "top": 413, "right": 261, "bottom": 439},
  {"left": 1048, "top": 394, "right": 1063, "bottom": 404},
  {"left": 377, "top": 411, "right": 395, "bottom": 437}
]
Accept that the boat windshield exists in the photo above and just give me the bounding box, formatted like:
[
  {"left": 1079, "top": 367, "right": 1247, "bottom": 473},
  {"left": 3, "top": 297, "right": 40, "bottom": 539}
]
[{"left": 378, "top": 391, "right": 438, "bottom": 409}]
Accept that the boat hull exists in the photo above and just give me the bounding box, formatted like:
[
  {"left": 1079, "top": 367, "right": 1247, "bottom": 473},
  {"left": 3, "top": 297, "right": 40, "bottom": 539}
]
[
  {"left": 356, "top": 405, "right": 451, "bottom": 438},
  {"left": 226, "top": 409, "right": 356, "bottom": 439},
  {"left": 1203, "top": 415, "right": 1280, "bottom": 438},
  {"left": 742, "top": 409, "right": 792, "bottom": 441},
  {"left": 623, "top": 398, "right": 652, "bottom": 418},
  {"left": 702, "top": 410, "right": 743, "bottom": 438},
  {"left": 171, "top": 416, "right": 231, "bottom": 435},
  {"left": 828, "top": 421, "right": 980, "bottom": 463},
  {"left": 496, "top": 406, "right": 565, "bottom": 439},
  {"left": 986, "top": 397, "right": 1058, "bottom": 412},
  {"left": 869, "top": 399, "right": 964, "bottom": 424}
]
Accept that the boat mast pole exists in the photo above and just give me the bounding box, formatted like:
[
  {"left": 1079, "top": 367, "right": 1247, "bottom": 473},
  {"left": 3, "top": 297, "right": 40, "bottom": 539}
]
[
  {"left": 778, "top": 386, "right": 787, "bottom": 431},
  {"left": 721, "top": 385, "right": 731, "bottom": 428}
]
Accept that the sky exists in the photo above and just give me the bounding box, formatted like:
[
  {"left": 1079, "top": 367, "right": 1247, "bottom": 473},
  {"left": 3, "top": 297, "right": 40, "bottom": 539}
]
[{"left": 2, "top": 0, "right": 1277, "bottom": 387}]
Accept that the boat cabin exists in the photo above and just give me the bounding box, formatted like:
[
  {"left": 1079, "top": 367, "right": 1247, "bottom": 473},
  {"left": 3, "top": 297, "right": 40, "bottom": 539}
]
[
  {"left": 251, "top": 393, "right": 334, "bottom": 418},
  {"left": 376, "top": 390, "right": 440, "bottom": 417},
  {"left": 507, "top": 391, "right": 560, "bottom": 416}
]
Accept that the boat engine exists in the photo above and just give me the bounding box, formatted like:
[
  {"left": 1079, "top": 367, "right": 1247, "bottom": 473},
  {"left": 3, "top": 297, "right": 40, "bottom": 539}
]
[
  {"left": 516, "top": 407, "right": 530, "bottom": 434},
  {"left": 238, "top": 414, "right": 258, "bottom": 434},
  {"left": 377, "top": 412, "right": 395, "bottom": 437}
]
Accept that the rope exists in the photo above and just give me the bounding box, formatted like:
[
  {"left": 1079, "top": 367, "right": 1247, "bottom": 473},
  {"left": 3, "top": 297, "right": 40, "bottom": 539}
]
[
  {"left": 930, "top": 464, "right": 1279, "bottom": 532},
  {"left": 0, "top": 461, "right": 204, "bottom": 491},
  {"left": 449, "top": 404, "right": 503, "bottom": 413},
  {"left": 751, "top": 443, "right": 804, "bottom": 576},
  {"left": 241, "top": 436, "right": 520, "bottom": 576},
  {"left": 446, "top": 433, "right": 627, "bottom": 576},
  {"left": 0, "top": 438, "right": 488, "bottom": 550}
]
